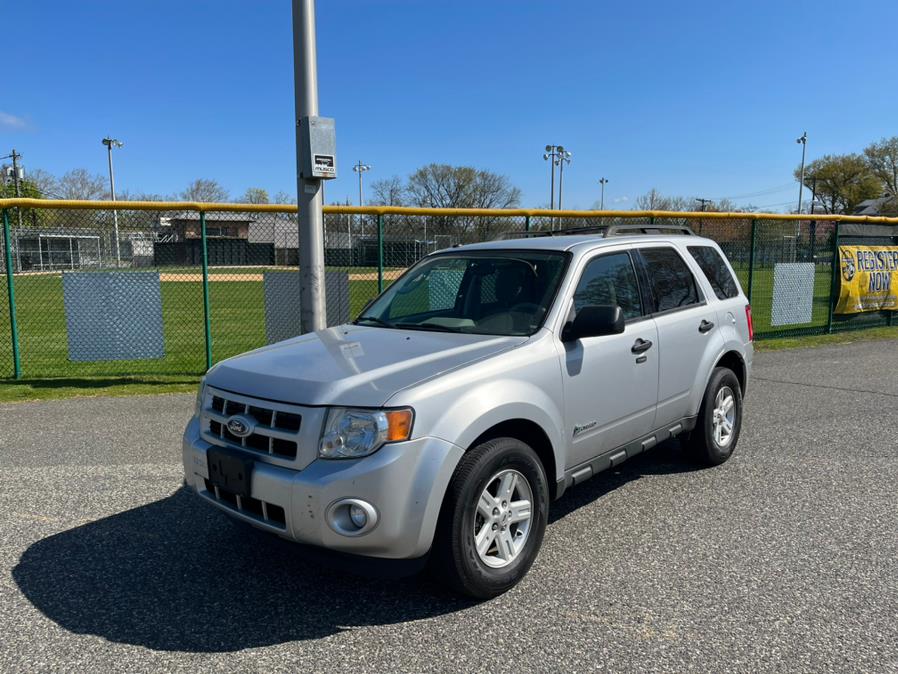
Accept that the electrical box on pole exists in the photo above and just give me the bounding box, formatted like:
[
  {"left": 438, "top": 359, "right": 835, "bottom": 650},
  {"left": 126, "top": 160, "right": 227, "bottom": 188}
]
[{"left": 299, "top": 116, "right": 337, "bottom": 180}]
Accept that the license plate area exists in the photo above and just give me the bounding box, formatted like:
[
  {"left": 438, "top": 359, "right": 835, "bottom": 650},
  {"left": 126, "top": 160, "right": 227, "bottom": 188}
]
[{"left": 207, "top": 448, "right": 254, "bottom": 498}]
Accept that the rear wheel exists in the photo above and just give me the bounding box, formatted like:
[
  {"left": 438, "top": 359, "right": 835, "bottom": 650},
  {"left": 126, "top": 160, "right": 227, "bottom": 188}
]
[
  {"left": 687, "top": 367, "right": 743, "bottom": 466},
  {"left": 432, "top": 437, "right": 548, "bottom": 599}
]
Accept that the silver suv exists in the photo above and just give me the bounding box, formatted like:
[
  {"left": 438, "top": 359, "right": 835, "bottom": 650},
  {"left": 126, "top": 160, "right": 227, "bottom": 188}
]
[{"left": 182, "top": 227, "right": 753, "bottom": 598}]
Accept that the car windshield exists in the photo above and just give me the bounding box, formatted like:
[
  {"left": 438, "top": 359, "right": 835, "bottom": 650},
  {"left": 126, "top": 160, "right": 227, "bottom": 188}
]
[{"left": 356, "top": 251, "right": 568, "bottom": 336}]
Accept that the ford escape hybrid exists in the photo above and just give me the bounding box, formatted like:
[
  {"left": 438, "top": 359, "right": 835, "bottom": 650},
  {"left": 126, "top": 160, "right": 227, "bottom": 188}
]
[{"left": 183, "top": 224, "right": 753, "bottom": 598}]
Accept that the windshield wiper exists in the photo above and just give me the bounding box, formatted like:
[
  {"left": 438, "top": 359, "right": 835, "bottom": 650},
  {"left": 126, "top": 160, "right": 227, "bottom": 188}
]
[
  {"left": 393, "top": 323, "right": 463, "bottom": 333},
  {"left": 354, "top": 315, "right": 395, "bottom": 328}
]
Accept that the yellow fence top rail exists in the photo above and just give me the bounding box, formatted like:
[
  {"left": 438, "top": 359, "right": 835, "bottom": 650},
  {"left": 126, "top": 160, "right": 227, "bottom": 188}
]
[{"left": 1, "top": 198, "right": 898, "bottom": 224}]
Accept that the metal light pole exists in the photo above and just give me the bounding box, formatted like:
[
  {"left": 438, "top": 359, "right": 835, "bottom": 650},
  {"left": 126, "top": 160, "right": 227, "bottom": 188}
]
[
  {"left": 351, "top": 160, "right": 371, "bottom": 267},
  {"left": 796, "top": 132, "right": 808, "bottom": 215},
  {"left": 795, "top": 131, "right": 808, "bottom": 260},
  {"left": 102, "top": 137, "right": 124, "bottom": 267},
  {"left": 556, "top": 149, "right": 572, "bottom": 211},
  {"left": 293, "top": 0, "right": 327, "bottom": 333},
  {"left": 598, "top": 177, "right": 608, "bottom": 210},
  {"left": 543, "top": 145, "right": 559, "bottom": 211}
]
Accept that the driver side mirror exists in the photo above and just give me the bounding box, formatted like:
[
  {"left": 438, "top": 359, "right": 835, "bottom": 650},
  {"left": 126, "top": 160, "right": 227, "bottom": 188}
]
[{"left": 561, "top": 305, "right": 625, "bottom": 342}]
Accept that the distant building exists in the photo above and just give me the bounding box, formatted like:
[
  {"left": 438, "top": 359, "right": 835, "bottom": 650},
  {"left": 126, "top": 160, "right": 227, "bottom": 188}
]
[
  {"left": 162, "top": 212, "right": 254, "bottom": 240},
  {"left": 852, "top": 196, "right": 897, "bottom": 216}
]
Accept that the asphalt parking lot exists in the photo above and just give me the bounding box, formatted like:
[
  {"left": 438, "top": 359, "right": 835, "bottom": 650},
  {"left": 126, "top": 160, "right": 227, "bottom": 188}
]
[{"left": 1, "top": 340, "right": 897, "bottom": 672}]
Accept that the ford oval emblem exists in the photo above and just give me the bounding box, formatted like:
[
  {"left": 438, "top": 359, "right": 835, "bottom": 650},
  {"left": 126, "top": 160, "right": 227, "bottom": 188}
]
[{"left": 226, "top": 415, "right": 254, "bottom": 438}]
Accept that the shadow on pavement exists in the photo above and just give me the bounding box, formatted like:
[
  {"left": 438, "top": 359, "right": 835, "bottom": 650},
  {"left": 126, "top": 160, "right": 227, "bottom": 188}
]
[{"left": 12, "top": 440, "right": 700, "bottom": 652}]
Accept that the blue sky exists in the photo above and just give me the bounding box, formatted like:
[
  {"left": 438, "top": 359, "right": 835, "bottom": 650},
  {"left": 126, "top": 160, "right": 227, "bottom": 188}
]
[{"left": 2, "top": 0, "right": 896, "bottom": 211}]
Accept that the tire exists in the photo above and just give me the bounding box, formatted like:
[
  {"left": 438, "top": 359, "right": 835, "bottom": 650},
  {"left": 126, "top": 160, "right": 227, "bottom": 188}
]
[
  {"left": 431, "top": 437, "right": 549, "bottom": 599},
  {"left": 687, "top": 367, "right": 743, "bottom": 466}
]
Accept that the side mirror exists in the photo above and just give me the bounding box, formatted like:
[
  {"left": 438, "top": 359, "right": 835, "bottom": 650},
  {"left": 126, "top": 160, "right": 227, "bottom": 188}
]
[{"left": 562, "top": 305, "right": 625, "bottom": 342}]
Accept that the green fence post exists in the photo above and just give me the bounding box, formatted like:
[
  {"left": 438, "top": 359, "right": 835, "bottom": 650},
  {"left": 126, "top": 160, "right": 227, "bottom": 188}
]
[
  {"left": 524, "top": 214, "right": 531, "bottom": 232},
  {"left": 200, "top": 211, "right": 213, "bottom": 371},
  {"left": 2, "top": 210, "right": 22, "bottom": 379},
  {"left": 377, "top": 214, "right": 384, "bottom": 293},
  {"left": 746, "top": 219, "right": 757, "bottom": 304},
  {"left": 826, "top": 222, "right": 840, "bottom": 335}
]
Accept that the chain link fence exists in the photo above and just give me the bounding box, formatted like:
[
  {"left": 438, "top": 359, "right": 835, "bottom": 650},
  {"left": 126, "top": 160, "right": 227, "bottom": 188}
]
[{"left": 1, "top": 201, "right": 896, "bottom": 380}]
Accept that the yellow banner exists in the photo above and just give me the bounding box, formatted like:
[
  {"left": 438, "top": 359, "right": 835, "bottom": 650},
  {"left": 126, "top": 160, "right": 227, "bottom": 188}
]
[{"left": 836, "top": 245, "right": 898, "bottom": 314}]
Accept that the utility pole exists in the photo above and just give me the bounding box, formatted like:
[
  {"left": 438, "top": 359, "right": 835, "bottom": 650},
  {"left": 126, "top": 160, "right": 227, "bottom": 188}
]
[
  {"left": 2, "top": 150, "right": 24, "bottom": 228},
  {"left": 102, "top": 137, "right": 124, "bottom": 266},
  {"left": 351, "top": 161, "right": 371, "bottom": 267},
  {"left": 598, "top": 177, "right": 608, "bottom": 210},
  {"left": 695, "top": 198, "right": 711, "bottom": 235},
  {"left": 293, "top": 0, "right": 328, "bottom": 333}
]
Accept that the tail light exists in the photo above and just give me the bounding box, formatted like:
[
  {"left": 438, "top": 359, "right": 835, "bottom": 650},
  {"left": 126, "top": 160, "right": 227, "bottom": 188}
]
[{"left": 745, "top": 304, "right": 754, "bottom": 341}]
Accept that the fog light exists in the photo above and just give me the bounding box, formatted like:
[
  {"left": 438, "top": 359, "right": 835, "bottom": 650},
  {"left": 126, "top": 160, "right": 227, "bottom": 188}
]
[
  {"left": 349, "top": 504, "right": 368, "bottom": 529},
  {"left": 325, "top": 498, "right": 379, "bottom": 537}
]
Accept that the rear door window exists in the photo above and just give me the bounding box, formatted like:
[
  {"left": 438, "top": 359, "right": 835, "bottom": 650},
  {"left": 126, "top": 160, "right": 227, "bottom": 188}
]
[
  {"left": 688, "top": 246, "right": 740, "bottom": 299},
  {"left": 638, "top": 247, "right": 701, "bottom": 313},
  {"left": 573, "top": 252, "right": 644, "bottom": 320}
]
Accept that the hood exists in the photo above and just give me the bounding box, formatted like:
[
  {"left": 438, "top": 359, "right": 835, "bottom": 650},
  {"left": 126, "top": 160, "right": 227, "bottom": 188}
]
[{"left": 206, "top": 324, "right": 528, "bottom": 407}]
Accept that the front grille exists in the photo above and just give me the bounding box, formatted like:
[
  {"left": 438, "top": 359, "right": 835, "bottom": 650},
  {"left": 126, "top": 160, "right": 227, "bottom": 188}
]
[
  {"left": 202, "top": 390, "right": 303, "bottom": 460},
  {"left": 203, "top": 479, "right": 287, "bottom": 529}
]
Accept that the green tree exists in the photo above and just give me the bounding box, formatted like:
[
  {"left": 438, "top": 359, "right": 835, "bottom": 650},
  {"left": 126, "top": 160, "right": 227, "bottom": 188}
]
[
  {"left": 863, "top": 136, "right": 898, "bottom": 197},
  {"left": 796, "top": 154, "right": 881, "bottom": 214}
]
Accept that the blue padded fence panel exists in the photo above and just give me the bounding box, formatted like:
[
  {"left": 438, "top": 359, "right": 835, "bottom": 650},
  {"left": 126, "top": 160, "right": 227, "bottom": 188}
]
[{"left": 62, "top": 271, "right": 165, "bottom": 361}]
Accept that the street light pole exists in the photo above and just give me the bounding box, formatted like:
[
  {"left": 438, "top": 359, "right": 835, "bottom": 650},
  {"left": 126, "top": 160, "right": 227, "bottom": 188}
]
[
  {"left": 293, "top": 0, "right": 327, "bottom": 333},
  {"left": 101, "top": 137, "right": 124, "bottom": 267},
  {"left": 351, "top": 160, "right": 371, "bottom": 267},
  {"left": 543, "top": 145, "right": 558, "bottom": 211},
  {"left": 598, "top": 177, "right": 608, "bottom": 210},
  {"left": 796, "top": 132, "right": 808, "bottom": 215},
  {"left": 795, "top": 131, "right": 808, "bottom": 259},
  {"left": 556, "top": 149, "right": 572, "bottom": 211}
]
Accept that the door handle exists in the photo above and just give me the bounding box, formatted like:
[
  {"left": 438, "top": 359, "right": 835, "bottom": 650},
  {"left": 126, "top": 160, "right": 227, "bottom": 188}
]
[
  {"left": 631, "top": 338, "right": 653, "bottom": 354},
  {"left": 699, "top": 320, "right": 715, "bottom": 333}
]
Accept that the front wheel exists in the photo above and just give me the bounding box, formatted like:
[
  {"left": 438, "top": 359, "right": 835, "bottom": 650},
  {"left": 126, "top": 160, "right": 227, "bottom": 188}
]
[
  {"left": 687, "top": 366, "right": 743, "bottom": 466},
  {"left": 432, "top": 437, "right": 549, "bottom": 599}
]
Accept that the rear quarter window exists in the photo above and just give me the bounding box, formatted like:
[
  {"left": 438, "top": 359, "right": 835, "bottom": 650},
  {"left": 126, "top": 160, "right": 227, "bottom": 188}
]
[{"left": 688, "top": 246, "right": 740, "bottom": 300}]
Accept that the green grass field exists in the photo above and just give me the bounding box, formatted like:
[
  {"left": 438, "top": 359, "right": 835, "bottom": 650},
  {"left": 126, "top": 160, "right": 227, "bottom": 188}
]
[
  {"left": 0, "top": 269, "right": 382, "bottom": 381},
  {"left": 0, "top": 263, "right": 893, "bottom": 396}
]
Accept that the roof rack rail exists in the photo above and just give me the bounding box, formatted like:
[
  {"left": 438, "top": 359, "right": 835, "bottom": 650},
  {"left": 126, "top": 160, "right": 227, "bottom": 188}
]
[{"left": 497, "top": 222, "right": 695, "bottom": 240}]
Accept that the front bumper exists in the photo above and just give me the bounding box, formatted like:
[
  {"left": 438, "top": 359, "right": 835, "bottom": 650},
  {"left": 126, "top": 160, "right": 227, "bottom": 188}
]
[{"left": 182, "top": 416, "right": 464, "bottom": 559}]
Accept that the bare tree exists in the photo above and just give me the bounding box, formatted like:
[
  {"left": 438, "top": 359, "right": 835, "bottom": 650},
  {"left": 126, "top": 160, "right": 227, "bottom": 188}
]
[
  {"left": 370, "top": 176, "right": 406, "bottom": 206},
  {"left": 633, "top": 189, "right": 693, "bottom": 211},
  {"left": 57, "top": 168, "right": 107, "bottom": 200},
  {"left": 179, "top": 178, "right": 229, "bottom": 203},
  {"left": 25, "top": 168, "right": 60, "bottom": 198},
  {"left": 405, "top": 164, "right": 521, "bottom": 241},
  {"left": 241, "top": 187, "right": 269, "bottom": 204},
  {"left": 273, "top": 191, "right": 296, "bottom": 205}
]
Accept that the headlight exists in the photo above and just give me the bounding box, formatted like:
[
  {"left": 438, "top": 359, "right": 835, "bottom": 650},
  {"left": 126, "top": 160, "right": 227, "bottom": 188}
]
[
  {"left": 319, "top": 407, "right": 414, "bottom": 459},
  {"left": 194, "top": 377, "right": 206, "bottom": 417}
]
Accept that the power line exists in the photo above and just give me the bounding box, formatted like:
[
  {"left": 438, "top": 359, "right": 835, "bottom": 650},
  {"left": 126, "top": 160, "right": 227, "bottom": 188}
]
[{"left": 712, "top": 182, "right": 796, "bottom": 201}]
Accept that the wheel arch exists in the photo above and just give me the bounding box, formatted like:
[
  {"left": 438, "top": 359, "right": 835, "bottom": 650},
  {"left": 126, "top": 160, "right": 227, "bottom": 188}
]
[
  {"left": 468, "top": 418, "right": 559, "bottom": 501},
  {"left": 714, "top": 349, "right": 747, "bottom": 394}
]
